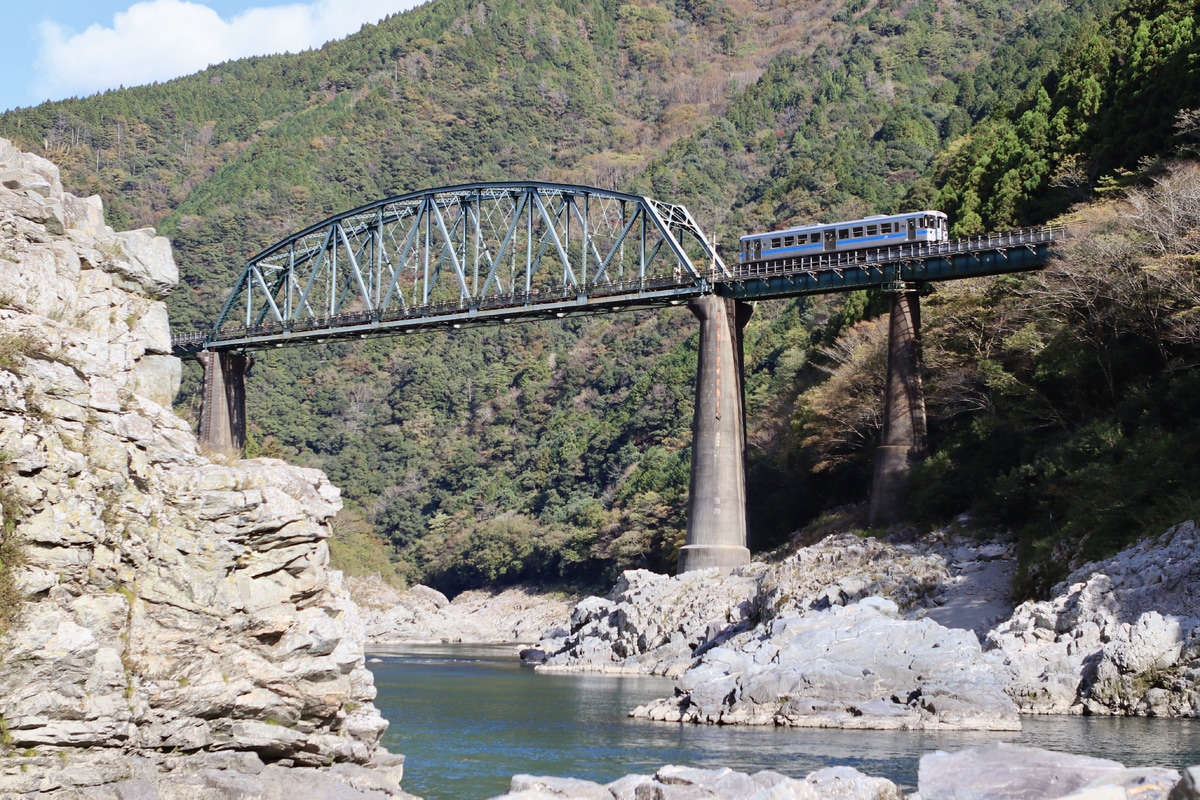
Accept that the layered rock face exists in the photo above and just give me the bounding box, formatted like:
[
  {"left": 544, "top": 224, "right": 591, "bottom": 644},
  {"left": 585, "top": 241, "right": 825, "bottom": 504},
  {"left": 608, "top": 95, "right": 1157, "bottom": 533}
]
[
  {"left": 985, "top": 521, "right": 1200, "bottom": 716},
  {"left": 0, "top": 139, "right": 393, "bottom": 777},
  {"left": 527, "top": 535, "right": 1020, "bottom": 729}
]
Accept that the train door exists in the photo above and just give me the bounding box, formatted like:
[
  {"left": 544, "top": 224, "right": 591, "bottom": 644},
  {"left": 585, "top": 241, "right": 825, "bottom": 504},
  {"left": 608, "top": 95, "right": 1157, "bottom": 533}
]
[
  {"left": 824, "top": 228, "right": 836, "bottom": 252},
  {"left": 906, "top": 217, "right": 917, "bottom": 241},
  {"left": 754, "top": 239, "right": 762, "bottom": 260}
]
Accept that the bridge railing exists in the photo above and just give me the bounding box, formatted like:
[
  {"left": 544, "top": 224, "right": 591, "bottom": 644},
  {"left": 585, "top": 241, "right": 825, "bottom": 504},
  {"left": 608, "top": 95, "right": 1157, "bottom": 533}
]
[{"left": 728, "top": 224, "right": 1069, "bottom": 281}]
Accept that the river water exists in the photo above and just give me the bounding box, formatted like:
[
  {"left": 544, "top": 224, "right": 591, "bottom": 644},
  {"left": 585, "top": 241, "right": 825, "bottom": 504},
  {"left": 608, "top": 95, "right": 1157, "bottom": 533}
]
[{"left": 371, "top": 643, "right": 1200, "bottom": 800}]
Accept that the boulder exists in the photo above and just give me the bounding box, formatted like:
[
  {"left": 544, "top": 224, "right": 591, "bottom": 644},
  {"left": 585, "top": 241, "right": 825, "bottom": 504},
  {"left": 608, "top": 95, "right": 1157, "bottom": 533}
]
[
  {"left": 917, "top": 743, "right": 1179, "bottom": 800},
  {"left": 489, "top": 764, "right": 904, "bottom": 800},
  {"left": 632, "top": 600, "right": 1020, "bottom": 730},
  {"left": 528, "top": 533, "right": 1012, "bottom": 680}
]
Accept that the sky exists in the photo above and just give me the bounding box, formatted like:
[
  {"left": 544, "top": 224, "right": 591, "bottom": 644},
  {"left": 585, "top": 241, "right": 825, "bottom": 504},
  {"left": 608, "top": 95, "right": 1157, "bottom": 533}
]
[{"left": 0, "top": 0, "right": 428, "bottom": 113}]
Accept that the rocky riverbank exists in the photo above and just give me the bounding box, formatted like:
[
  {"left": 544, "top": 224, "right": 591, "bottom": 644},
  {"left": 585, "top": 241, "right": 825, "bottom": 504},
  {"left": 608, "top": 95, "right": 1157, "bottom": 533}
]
[
  {"left": 523, "top": 522, "right": 1200, "bottom": 728},
  {"left": 522, "top": 533, "right": 1022, "bottom": 730},
  {"left": 488, "top": 743, "right": 1193, "bottom": 800},
  {"left": 986, "top": 521, "right": 1200, "bottom": 716},
  {"left": 0, "top": 139, "right": 415, "bottom": 797},
  {"left": 347, "top": 575, "right": 577, "bottom": 645}
]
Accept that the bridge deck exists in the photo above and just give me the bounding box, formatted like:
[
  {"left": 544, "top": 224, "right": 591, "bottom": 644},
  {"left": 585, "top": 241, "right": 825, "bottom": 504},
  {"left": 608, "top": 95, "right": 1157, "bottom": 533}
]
[
  {"left": 717, "top": 225, "right": 1066, "bottom": 300},
  {"left": 172, "top": 225, "right": 1067, "bottom": 356}
]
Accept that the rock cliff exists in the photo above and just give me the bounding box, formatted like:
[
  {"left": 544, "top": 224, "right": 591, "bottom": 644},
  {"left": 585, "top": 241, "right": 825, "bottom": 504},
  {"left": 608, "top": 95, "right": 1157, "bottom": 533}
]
[
  {"left": 985, "top": 521, "right": 1200, "bottom": 716},
  {"left": 0, "top": 139, "right": 406, "bottom": 795}
]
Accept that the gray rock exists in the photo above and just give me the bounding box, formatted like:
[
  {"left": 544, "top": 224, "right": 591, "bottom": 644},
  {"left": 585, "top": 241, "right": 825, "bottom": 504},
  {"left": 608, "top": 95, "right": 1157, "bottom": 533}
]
[
  {"left": 92, "top": 228, "right": 179, "bottom": 300},
  {"left": 1061, "top": 767, "right": 1181, "bottom": 800},
  {"left": 917, "top": 743, "right": 1125, "bottom": 800},
  {"left": 634, "top": 601, "right": 1020, "bottom": 730},
  {"left": 492, "top": 765, "right": 904, "bottom": 800},
  {"left": 986, "top": 521, "right": 1200, "bottom": 715},
  {"left": 127, "top": 352, "right": 180, "bottom": 409},
  {"left": 356, "top": 578, "right": 577, "bottom": 645},
  {"left": 531, "top": 533, "right": 1011, "bottom": 682},
  {"left": 1170, "top": 766, "right": 1200, "bottom": 800},
  {"left": 507, "top": 774, "right": 614, "bottom": 798},
  {"left": 804, "top": 767, "right": 903, "bottom": 800},
  {"left": 0, "top": 138, "right": 407, "bottom": 793}
]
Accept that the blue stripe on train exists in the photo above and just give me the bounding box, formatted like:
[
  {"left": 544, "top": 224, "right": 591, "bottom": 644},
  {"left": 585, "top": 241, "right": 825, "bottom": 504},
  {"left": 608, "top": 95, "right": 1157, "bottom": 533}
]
[{"left": 752, "top": 230, "right": 933, "bottom": 258}]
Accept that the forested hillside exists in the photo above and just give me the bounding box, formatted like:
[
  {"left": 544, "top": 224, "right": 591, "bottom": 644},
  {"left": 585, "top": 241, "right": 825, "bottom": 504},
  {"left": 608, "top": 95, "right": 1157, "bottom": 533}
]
[{"left": 2, "top": 0, "right": 1197, "bottom": 597}]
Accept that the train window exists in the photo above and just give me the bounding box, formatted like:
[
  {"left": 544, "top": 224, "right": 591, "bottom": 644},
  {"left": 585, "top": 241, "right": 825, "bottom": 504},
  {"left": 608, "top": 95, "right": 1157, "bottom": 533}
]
[
  {"left": 866, "top": 225, "right": 878, "bottom": 236},
  {"left": 783, "top": 236, "right": 794, "bottom": 247},
  {"left": 771, "top": 238, "right": 782, "bottom": 248},
  {"left": 810, "top": 233, "right": 821, "bottom": 243},
  {"left": 838, "top": 229, "right": 849, "bottom": 239},
  {"left": 852, "top": 227, "right": 863, "bottom": 238},
  {"left": 881, "top": 223, "right": 892, "bottom": 234}
]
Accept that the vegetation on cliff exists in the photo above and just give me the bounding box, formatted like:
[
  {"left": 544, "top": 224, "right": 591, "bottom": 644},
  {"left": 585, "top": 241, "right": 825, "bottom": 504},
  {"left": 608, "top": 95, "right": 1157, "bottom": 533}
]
[{"left": 1, "top": 0, "right": 1197, "bottom": 597}]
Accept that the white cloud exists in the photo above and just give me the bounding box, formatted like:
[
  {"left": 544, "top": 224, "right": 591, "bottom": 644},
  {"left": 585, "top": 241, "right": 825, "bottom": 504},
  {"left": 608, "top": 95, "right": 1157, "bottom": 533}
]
[{"left": 35, "top": 0, "right": 421, "bottom": 100}]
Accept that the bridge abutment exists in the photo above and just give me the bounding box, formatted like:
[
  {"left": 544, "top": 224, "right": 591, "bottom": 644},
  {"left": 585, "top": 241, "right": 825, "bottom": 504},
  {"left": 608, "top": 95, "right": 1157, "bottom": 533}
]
[
  {"left": 679, "top": 295, "right": 753, "bottom": 574},
  {"left": 869, "top": 290, "right": 929, "bottom": 526},
  {"left": 198, "top": 351, "right": 252, "bottom": 454}
]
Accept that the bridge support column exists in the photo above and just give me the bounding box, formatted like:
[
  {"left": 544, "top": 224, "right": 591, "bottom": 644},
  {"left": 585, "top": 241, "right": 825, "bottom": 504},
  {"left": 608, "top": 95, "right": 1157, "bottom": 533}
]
[
  {"left": 869, "top": 290, "right": 929, "bottom": 526},
  {"left": 679, "top": 295, "right": 753, "bottom": 574},
  {"left": 197, "top": 351, "right": 253, "bottom": 454}
]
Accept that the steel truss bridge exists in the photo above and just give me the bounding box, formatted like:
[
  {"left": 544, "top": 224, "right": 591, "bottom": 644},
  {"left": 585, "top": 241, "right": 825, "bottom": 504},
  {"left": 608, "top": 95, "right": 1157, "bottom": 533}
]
[
  {"left": 173, "top": 179, "right": 1072, "bottom": 569},
  {"left": 174, "top": 182, "right": 724, "bottom": 354},
  {"left": 171, "top": 181, "right": 1068, "bottom": 355}
]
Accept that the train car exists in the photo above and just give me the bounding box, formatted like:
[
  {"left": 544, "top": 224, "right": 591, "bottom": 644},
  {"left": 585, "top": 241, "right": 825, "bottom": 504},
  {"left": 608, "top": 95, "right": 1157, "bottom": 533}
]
[{"left": 739, "top": 210, "right": 948, "bottom": 264}]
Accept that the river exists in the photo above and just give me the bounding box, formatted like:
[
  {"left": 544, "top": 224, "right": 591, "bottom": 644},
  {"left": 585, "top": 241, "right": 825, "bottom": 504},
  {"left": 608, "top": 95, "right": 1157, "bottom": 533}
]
[{"left": 370, "top": 643, "right": 1200, "bottom": 800}]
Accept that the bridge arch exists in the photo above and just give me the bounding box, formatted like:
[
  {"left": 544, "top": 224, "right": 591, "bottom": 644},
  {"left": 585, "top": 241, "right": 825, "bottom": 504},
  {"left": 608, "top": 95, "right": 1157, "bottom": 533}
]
[{"left": 187, "top": 181, "right": 727, "bottom": 353}]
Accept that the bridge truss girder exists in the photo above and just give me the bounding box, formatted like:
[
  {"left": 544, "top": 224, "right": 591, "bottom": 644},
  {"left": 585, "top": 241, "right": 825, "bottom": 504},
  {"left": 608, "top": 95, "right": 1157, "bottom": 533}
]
[{"left": 203, "top": 182, "right": 726, "bottom": 351}]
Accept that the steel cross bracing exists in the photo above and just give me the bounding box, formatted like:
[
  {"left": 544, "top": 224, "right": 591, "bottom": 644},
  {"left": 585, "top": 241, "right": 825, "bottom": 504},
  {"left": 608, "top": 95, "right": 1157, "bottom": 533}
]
[{"left": 173, "top": 182, "right": 728, "bottom": 354}]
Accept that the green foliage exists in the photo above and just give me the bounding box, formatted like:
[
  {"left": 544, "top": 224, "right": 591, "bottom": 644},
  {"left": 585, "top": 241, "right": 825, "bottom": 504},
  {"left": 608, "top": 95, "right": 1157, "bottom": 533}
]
[
  {"left": 0, "top": 453, "right": 26, "bottom": 635},
  {"left": 904, "top": 164, "right": 1200, "bottom": 596},
  {"left": 327, "top": 509, "right": 409, "bottom": 589},
  {"left": 0, "top": 333, "right": 46, "bottom": 372},
  {"left": 2, "top": 0, "right": 1194, "bottom": 600},
  {"left": 934, "top": 0, "right": 1199, "bottom": 230}
]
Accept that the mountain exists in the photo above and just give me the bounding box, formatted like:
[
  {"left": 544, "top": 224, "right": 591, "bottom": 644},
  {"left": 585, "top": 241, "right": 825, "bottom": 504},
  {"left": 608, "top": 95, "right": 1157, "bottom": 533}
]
[{"left": 2, "top": 0, "right": 1197, "bottom": 598}]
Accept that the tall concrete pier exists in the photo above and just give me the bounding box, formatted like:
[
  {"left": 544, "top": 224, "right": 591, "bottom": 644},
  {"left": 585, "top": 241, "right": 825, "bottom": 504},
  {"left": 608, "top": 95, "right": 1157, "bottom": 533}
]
[
  {"left": 679, "top": 295, "right": 753, "bottom": 573},
  {"left": 869, "top": 290, "right": 929, "bottom": 525},
  {"left": 197, "top": 351, "right": 252, "bottom": 454}
]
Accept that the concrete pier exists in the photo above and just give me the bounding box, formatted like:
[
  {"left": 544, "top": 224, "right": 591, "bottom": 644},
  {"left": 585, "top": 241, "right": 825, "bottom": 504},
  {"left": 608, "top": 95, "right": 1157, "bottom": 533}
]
[
  {"left": 869, "top": 290, "right": 929, "bottom": 525},
  {"left": 198, "top": 351, "right": 252, "bottom": 454},
  {"left": 679, "top": 295, "right": 753, "bottom": 573}
]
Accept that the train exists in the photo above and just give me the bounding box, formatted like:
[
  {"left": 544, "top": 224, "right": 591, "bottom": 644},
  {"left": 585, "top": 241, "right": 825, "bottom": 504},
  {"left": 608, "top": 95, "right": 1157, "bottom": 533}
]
[{"left": 739, "top": 210, "right": 949, "bottom": 264}]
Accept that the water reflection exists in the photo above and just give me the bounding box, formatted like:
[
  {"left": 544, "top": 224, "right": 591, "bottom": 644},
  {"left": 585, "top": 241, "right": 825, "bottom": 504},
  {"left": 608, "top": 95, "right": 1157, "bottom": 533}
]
[{"left": 369, "top": 644, "right": 1200, "bottom": 800}]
